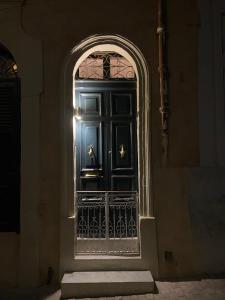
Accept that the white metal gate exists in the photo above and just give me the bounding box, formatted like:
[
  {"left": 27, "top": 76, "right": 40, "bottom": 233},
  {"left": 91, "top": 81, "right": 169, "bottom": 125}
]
[{"left": 75, "top": 191, "right": 139, "bottom": 255}]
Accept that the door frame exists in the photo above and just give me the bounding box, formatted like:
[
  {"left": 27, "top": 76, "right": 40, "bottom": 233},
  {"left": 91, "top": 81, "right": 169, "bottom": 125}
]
[{"left": 60, "top": 34, "right": 158, "bottom": 277}]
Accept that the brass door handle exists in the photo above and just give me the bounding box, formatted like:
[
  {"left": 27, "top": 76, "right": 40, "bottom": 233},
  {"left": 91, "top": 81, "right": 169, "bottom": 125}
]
[
  {"left": 87, "top": 144, "right": 98, "bottom": 167},
  {"left": 88, "top": 145, "right": 95, "bottom": 158},
  {"left": 119, "top": 144, "right": 126, "bottom": 159}
]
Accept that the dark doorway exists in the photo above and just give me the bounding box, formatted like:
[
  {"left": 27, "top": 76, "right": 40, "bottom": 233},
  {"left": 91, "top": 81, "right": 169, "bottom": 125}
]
[{"left": 0, "top": 44, "right": 20, "bottom": 232}]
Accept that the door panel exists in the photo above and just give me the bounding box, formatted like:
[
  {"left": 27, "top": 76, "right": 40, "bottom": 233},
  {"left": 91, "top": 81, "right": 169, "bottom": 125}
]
[
  {"left": 79, "top": 93, "right": 102, "bottom": 117},
  {"left": 80, "top": 177, "right": 104, "bottom": 191},
  {"left": 81, "top": 121, "right": 103, "bottom": 169},
  {"left": 111, "top": 122, "right": 133, "bottom": 170},
  {"left": 77, "top": 121, "right": 104, "bottom": 191},
  {"left": 111, "top": 176, "right": 135, "bottom": 191},
  {"left": 110, "top": 93, "right": 133, "bottom": 116}
]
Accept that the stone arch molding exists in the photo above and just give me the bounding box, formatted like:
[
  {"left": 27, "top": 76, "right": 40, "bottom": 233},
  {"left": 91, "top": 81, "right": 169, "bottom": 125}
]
[
  {"left": 62, "top": 34, "right": 152, "bottom": 217},
  {"left": 60, "top": 34, "right": 157, "bottom": 275}
]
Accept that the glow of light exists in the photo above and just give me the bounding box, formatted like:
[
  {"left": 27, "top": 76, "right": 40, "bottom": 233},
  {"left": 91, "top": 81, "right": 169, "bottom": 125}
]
[
  {"left": 12, "top": 64, "right": 18, "bottom": 72},
  {"left": 73, "top": 116, "right": 76, "bottom": 131},
  {"left": 74, "top": 107, "right": 82, "bottom": 120},
  {"left": 75, "top": 115, "right": 81, "bottom": 120}
]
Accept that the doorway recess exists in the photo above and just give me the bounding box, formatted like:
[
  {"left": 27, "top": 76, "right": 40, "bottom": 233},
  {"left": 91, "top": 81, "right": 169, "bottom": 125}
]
[
  {"left": 60, "top": 35, "right": 157, "bottom": 275},
  {"left": 74, "top": 51, "right": 139, "bottom": 255}
]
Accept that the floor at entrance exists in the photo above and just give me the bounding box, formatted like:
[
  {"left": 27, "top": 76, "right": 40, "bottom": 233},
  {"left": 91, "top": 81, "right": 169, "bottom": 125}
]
[{"left": 0, "top": 278, "right": 225, "bottom": 299}]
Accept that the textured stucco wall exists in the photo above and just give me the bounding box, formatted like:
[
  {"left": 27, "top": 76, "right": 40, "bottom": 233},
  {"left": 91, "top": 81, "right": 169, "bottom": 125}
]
[
  {"left": 189, "top": 168, "right": 225, "bottom": 274},
  {"left": 22, "top": 0, "right": 159, "bottom": 285},
  {"left": 0, "top": 5, "right": 42, "bottom": 287}
]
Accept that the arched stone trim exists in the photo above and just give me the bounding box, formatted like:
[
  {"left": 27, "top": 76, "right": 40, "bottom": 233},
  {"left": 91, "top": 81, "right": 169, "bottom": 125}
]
[
  {"left": 60, "top": 34, "right": 158, "bottom": 277},
  {"left": 62, "top": 34, "right": 152, "bottom": 218}
]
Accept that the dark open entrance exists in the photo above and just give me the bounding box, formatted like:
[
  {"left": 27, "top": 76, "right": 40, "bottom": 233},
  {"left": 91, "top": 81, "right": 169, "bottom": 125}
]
[{"left": 0, "top": 43, "right": 20, "bottom": 233}]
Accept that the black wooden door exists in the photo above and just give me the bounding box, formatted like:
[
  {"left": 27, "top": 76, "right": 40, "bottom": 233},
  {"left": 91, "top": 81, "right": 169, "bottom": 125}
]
[{"left": 75, "top": 80, "right": 137, "bottom": 192}]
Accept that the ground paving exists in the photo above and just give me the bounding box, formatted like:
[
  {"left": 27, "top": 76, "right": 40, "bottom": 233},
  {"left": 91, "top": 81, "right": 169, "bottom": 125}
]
[{"left": 0, "top": 278, "right": 225, "bottom": 300}]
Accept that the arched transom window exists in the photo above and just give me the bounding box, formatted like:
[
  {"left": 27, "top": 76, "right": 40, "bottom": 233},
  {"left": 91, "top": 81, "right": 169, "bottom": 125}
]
[{"left": 76, "top": 51, "right": 136, "bottom": 80}]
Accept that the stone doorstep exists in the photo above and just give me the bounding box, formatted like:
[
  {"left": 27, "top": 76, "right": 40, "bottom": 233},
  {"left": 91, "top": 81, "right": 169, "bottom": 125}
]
[{"left": 61, "top": 271, "right": 154, "bottom": 299}]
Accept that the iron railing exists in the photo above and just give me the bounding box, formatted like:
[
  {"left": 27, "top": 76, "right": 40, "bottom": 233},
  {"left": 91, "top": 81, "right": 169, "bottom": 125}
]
[{"left": 75, "top": 191, "right": 139, "bottom": 255}]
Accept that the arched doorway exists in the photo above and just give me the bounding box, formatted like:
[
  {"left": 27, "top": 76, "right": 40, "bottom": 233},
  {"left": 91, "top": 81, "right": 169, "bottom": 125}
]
[
  {"left": 0, "top": 43, "right": 20, "bottom": 233},
  {"left": 74, "top": 51, "right": 139, "bottom": 255},
  {"left": 60, "top": 35, "right": 157, "bottom": 275}
]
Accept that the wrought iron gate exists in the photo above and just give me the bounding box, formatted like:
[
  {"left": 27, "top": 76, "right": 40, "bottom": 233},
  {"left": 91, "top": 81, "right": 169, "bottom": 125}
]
[{"left": 75, "top": 191, "right": 139, "bottom": 255}]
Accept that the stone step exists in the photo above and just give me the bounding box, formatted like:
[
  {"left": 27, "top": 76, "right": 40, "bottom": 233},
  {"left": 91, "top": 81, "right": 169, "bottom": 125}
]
[{"left": 61, "top": 270, "right": 154, "bottom": 299}]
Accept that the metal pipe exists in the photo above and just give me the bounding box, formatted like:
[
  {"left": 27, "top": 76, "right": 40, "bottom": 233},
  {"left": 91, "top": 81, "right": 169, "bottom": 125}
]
[{"left": 157, "top": 0, "right": 169, "bottom": 164}]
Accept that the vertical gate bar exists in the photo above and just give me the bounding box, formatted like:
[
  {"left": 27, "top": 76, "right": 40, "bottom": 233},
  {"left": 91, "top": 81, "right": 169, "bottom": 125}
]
[
  {"left": 81, "top": 206, "right": 83, "bottom": 237},
  {"left": 76, "top": 193, "right": 78, "bottom": 236},
  {"left": 93, "top": 206, "right": 95, "bottom": 238},
  {"left": 113, "top": 202, "right": 116, "bottom": 238},
  {"left": 99, "top": 202, "right": 101, "bottom": 238},
  {"left": 130, "top": 205, "right": 133, "bottom": 238},
  {"left": 136, "top": 192, "right": 139, "bottom": 252},
  {"left": 105, "top": 192, "right": 109, "bottom": 254},
  {"left": 119, "top": 205, "right": 122, "bottom": 238},
  {"left": 124, "top": 203, "right": 126, "bottom": 238},
  {"left": 87, "top": 198, "right": 90, "bottom": 238}
]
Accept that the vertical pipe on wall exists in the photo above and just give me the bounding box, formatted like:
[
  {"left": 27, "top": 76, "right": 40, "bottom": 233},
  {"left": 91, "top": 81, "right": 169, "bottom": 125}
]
[{"left": 157, "top": 0, "right": 169, "bottom": 165}]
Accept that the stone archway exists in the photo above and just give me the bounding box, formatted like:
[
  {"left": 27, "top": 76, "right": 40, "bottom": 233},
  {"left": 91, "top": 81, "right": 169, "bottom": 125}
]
[{"left": 60, "top": 34, "right": 158, "bottom": 277}]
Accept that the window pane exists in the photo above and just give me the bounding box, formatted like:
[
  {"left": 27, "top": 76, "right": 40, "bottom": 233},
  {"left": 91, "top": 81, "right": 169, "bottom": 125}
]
[
  {"left": 79, "top": 58, "right": 103, "bottom": 79},
  {"left": 110, "top": 57, "right": 135, "bottom": 79},
  {"left": 77, "top": 52, "right": 136, "bottom": 80}
]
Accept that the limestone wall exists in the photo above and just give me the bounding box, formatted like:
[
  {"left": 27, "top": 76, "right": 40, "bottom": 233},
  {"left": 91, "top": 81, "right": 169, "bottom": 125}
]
[{"left": 0, "top": 0, "right": 224, "bottom": 287}]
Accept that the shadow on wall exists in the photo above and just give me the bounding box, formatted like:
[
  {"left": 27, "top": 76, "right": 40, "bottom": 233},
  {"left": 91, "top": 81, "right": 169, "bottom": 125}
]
[{"left": 188, "top": 168, "right": 225, "bottom": 275}]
